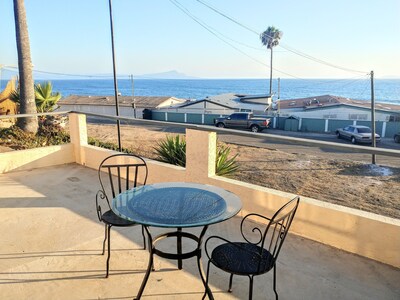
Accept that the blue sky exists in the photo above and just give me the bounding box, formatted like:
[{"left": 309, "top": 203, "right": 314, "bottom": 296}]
[{"left": 1, "top": 0, "right": 399, "bottom": 79}]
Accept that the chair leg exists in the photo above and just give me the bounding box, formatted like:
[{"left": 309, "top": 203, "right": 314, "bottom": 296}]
[
  {"left": 141, "top": 225, "right": 146, "bottom": 250},
  {"left": 102, "top": 223, "right": 107, "bottom": 255},
  {"left": 202, "top": 260, "right": 212, "bottom": 300},
  {"left": 228, "top": 273, "right": 234, "bottom": 292},
  {"left": 106, "top": 225, "right": 112, "bottom": 278},
  {"left": 248, "top": 275, "right": 254, "bottom": 300},
  {"left": 273, "top": 263, "right": 278, "bottom": 300}
]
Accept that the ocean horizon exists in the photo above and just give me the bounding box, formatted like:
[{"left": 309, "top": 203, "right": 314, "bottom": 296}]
[{"left": 2, "top": 78, "right": 399, "bottom": 105}]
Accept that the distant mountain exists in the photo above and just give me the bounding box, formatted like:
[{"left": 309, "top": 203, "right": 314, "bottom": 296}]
[{"left": 135, "top": 70, "right": 197, "bottom": 79}]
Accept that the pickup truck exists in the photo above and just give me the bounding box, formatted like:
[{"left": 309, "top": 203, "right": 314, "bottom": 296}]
[
  {"left": 214, "top": 112, "right": 270, "bottom": 132},
  {"left": 394, "top": 132, "right": 400, "bottom": 143}
]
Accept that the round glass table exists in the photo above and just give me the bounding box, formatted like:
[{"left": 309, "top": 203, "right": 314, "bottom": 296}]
[{"left": 112, "top": 182, "right": 242, "bottom": 300}]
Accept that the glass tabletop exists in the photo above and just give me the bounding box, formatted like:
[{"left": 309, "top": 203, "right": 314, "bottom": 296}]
[{"left": 112, "top": 182, "right": 242, "bottom": 228}]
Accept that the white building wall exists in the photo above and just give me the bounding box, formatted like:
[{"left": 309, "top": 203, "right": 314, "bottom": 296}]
[
  {"left": 156, "top": 101, "right": 236, "bottom": 115},
  {"left": 58, "top": 104, "right": 142, "bottom": 118},
  {"left": 157, "top": 107, "right": 236, "bottom": 115},
  {"left": 156, "top": 100, "right": 267, "bottom": 115},
  {"left": 279, "top": 106, "right": 395, "bottom": 121}
]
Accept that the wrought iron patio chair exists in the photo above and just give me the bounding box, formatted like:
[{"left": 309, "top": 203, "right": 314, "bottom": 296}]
[
  {"left": 96, "top": 153, "right": 148, "bottom": 278},
  {"left": 203, "top": 196, "right": 300, "bottom": 300}
]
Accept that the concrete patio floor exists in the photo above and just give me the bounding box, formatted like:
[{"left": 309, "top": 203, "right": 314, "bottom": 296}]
[{"left": 1, "top": 164, "right": 399, "bottom": 300}]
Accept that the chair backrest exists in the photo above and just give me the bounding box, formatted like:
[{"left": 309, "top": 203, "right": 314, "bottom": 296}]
[
  {"left": 98, "top": 153, "right": 148, "bottom": 202},
  {"left": 240, "top": 196, "right": 300, "bottom": 267}
]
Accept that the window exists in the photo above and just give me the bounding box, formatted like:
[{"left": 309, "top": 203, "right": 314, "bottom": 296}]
[
  {"left": 348, "top": 114, "right": 368, "bottom": 120},
  {"left": 388, "top": 115, "right": 400, "bottom": 122},
  {"left": 231, "top": 113, "right": 247, "bottom": 120},
  {"left": 357, "top": 127, "right": 371, "bottom": 133}
]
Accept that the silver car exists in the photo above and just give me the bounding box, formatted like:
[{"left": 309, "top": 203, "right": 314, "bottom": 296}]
[{"left": 335, "top": 125, "right": 381, "bottom": 144}]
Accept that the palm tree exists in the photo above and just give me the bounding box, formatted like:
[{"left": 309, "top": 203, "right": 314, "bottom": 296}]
[
  {"left": 260, "top": 26, "right": 283, "bottom": 95},
  {"left": 13, "top": 0, "right": 37, "bottom": 133}
]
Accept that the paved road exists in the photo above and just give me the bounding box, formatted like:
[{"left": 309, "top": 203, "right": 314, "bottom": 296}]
[{"left": 217, "top": 129, "right": 400, "bottom": 168}]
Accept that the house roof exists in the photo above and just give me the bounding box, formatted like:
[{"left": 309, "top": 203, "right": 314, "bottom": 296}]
[
  {"left": 179, "top": 98, "right": 234, "bottom": 109},
  {"left": 179, "top": 93, "right": 272, "bottom": 110},
  {"left": 278, "top": 94, "right": 400, "bottom": 113},
  {"left": 59, "top": 95, "right": 186, "bottom": 109}
]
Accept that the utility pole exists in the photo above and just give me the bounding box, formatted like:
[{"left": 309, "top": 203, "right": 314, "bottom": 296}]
[
  {"left": 131, "top": 74, "right": 136, "bottom": 118},
  {"left": 370, "top": 70, "right": 376, "bottom": 164},
  {"left": 277, "top": 77, "right": 281, "bottom": 115},
  {"left": 269, "top": 48, "right": 273, "bottom": 95},
  {"left": 108, "top": 0, "right": 121, "bottom": 151},
  {"left": 277, "top": 78, "right": 281, "bottom": 128}
]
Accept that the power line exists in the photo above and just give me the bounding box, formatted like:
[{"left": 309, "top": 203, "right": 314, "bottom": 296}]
[
  {"left": 195, "top": 0, "right": 259, "bottom": 35},
  {"left": 170, "top": 0, "right": 370, "bottom": 91},
  {"left": 294, "top": 74, "right": 370, "bottom": 90},
  {"left": 195, "top": 0, "right": 368, "bottom": 74},
  {"left": 169, "top": 0, "right": 303, "bottom": 79},
  {"left": 279, "top": 45, "right": 368, "bottom": 74},
  {"left": 3, "top": 66, "right": 119, "bottom": 78}
]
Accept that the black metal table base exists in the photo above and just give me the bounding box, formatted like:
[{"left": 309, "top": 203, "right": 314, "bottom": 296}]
[{"left": 134, "top": 225, "right": 213, "bottom": 300}]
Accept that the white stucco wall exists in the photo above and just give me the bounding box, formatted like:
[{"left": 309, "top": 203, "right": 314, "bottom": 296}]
[
  {"left": 279, "top": 106, "right": 396, "bottom": 121},
  {"left": 58, "top": 104, "right": 143, "bottom": 118}
]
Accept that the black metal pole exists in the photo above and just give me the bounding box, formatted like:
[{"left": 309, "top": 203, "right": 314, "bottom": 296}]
[
  {"left": 131, "top": 74, "right": 136, "bottom": 118},
  {"left": 108, "top": 0, "right": 121, "bottom": 151}
]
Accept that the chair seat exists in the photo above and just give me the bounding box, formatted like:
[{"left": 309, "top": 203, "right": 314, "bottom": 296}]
[
  {"left": 211, "top": 242, "right": 274, "bottom": 275},
  {"left": 101, "top": 210, "right": 138, "bottom": 227}
]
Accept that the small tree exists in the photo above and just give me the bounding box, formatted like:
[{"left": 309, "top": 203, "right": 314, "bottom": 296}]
[{"left": 260, "top": 26, "right": 283, "bottom": 95}]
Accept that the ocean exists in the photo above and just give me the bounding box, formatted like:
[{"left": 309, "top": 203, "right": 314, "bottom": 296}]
[{"left": 43, "top": 78, "right": 400, "bottom": 104}]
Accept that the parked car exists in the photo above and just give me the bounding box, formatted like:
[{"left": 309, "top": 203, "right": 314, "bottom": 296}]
[
  {"left": 214, "top": 112, "right": 270, "bottom": 132},
  {"left": 394, "top": 133, "right": 400, "bottom": 143},
  {"left": 335, "top": 125, "right": 381, "bottom": 144}
]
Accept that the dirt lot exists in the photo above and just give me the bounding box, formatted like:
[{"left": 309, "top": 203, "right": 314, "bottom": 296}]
[{"left": 85, "top": 124, "right": 400, "bottom": 219}]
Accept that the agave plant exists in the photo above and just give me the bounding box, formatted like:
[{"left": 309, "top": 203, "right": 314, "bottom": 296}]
[
  {"left": 154, "top": 135, "right": 239, "bottom": 176},
  {"left": 215, "top": 143, "right": 239, "bottom": 176},
  {"left": 34, "top": 82, "right": 61, "bottom": 113},
  {"left": 154, "top": 135, "right": 186, "bottom": 167}
]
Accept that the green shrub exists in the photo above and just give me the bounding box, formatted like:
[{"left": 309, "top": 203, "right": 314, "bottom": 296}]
[
  {"left": 87, "top": 136, "right": 131, "bottom": 153},
  {"left": 0, "top": 124, "right": 70, "bottom": 149},
  {"left": 154, "top": 135, "right": 239, "bottom": 176}
]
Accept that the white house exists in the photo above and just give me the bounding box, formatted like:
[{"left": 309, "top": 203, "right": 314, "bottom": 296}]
[
  {"left": 156, "top": 93, "right": 272, "bottom": 115},
  {"left": 275, "top": 95, "right": 400, "bottom": 122},
  {"left": 58, "top": 95, "right": 186, "bottom": 118}
]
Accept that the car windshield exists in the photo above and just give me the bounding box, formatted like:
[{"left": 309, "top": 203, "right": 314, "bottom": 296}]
[{"left": 357, "top": 127, "right": 371, "bottom": 133}]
